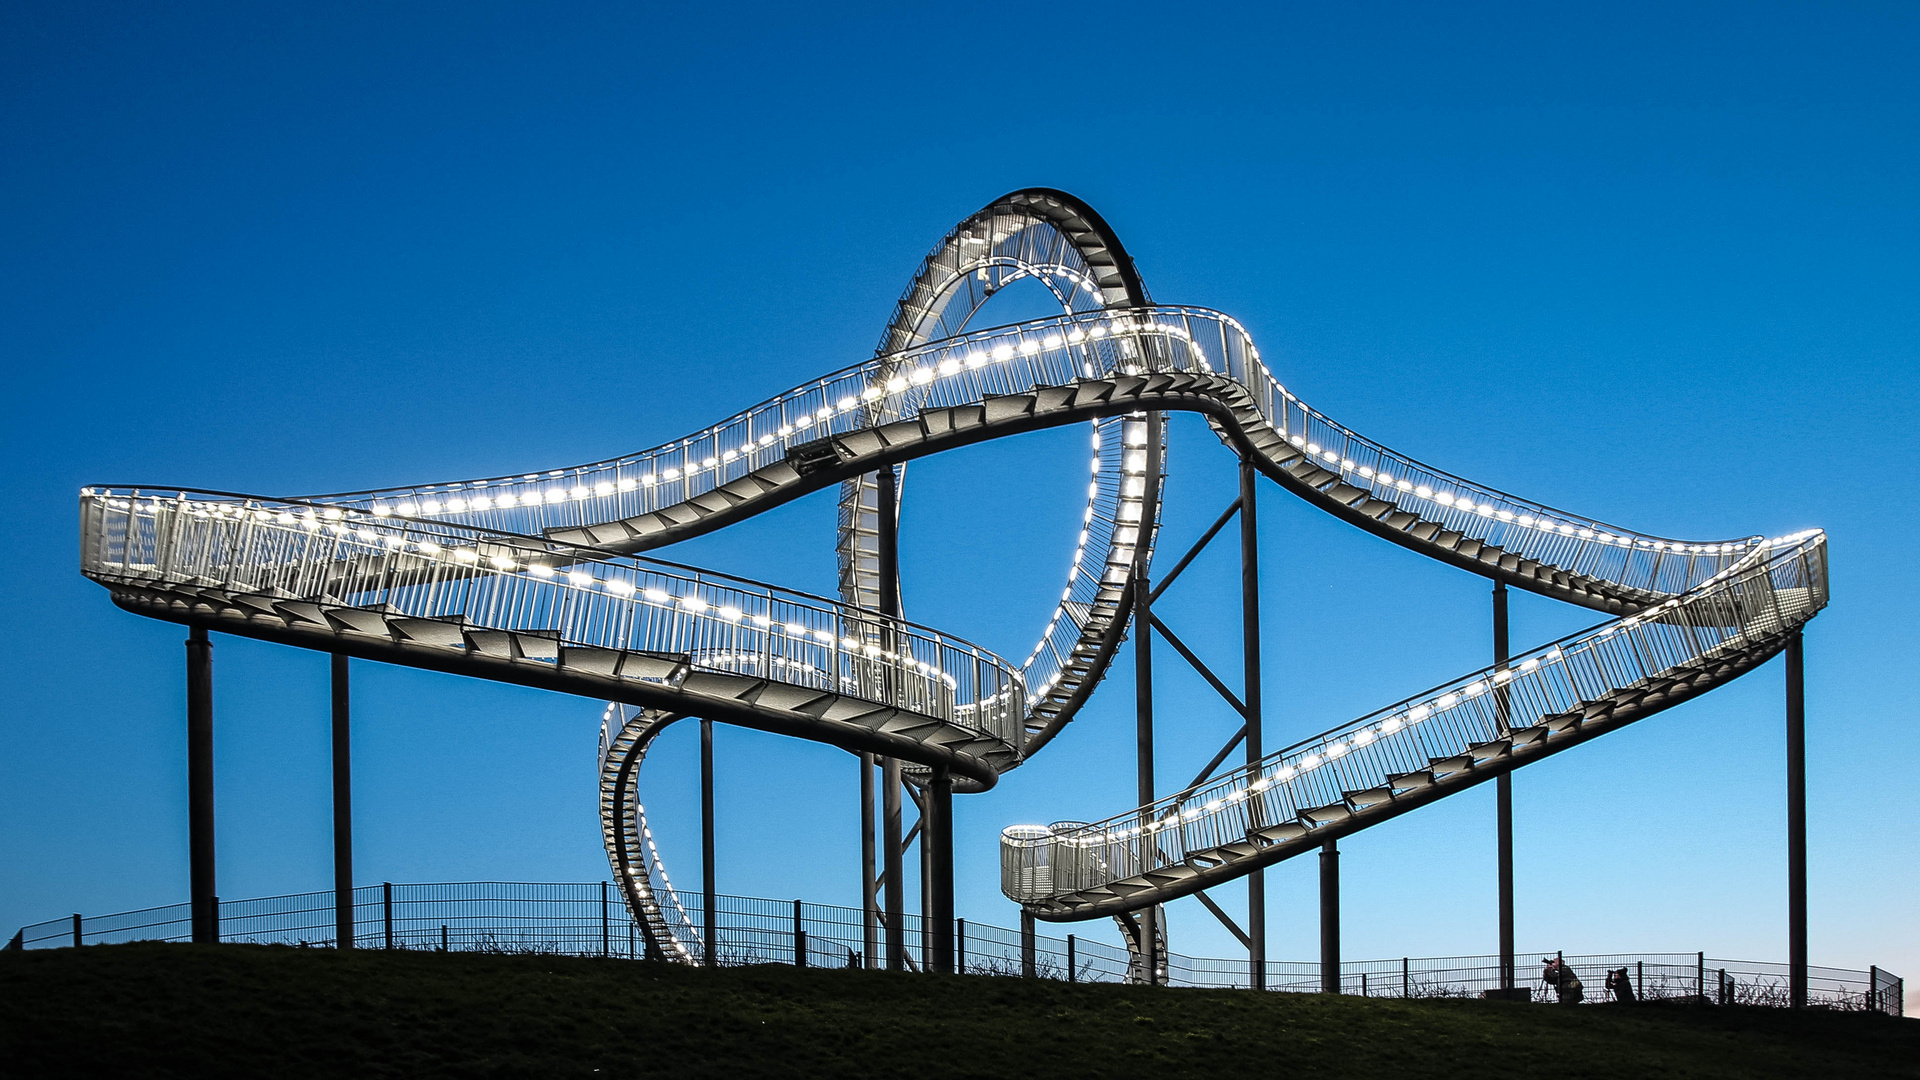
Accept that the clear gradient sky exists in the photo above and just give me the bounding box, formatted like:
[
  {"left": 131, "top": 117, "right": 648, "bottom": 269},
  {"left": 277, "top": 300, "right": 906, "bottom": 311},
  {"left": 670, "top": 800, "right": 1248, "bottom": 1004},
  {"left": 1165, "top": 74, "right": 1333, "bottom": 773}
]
[{"left": 2, "top": 2, "right": 1914, "bottom": 1001}]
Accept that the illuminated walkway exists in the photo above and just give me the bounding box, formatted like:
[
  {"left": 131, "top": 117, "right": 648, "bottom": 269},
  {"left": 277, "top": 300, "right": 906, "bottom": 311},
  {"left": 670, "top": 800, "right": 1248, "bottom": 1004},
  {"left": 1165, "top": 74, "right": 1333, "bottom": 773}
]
[{"left": 80, "top": 190, "right": 1825, "bottom": 980}]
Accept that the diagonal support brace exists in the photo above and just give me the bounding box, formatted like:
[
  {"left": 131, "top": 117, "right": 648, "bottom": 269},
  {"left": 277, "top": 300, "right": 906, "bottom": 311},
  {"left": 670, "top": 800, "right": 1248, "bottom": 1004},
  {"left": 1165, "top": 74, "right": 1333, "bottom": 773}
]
[
  {"left": 1150, "top": 497, "right": 1241, "bottom": 603},
  {"left": 1150, "top": 613, "right": 1248, "bottom": 719},
  {"left": 1194, "top": 888, "right": 1252, "bottom": 950}
]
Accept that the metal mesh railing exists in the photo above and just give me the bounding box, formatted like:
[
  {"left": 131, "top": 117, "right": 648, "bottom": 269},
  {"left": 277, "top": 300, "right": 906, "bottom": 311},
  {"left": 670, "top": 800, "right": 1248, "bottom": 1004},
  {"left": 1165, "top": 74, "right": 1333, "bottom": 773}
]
[
  {"left": 79, "top": 490, "right": 1025, "bottom": 756},
  {"left": 9, "top": 882, "right": 1900, "bottom": 1017},
  {"left": 1002, "top": 532, "right": 1828, "bottom": 906}
]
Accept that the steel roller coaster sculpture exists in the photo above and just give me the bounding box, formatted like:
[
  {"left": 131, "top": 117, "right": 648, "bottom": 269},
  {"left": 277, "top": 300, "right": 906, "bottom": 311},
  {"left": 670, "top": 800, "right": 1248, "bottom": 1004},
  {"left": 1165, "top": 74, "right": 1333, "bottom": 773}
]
[{"left": 80, "top": 189, "right": 1827, "bottom": 984}]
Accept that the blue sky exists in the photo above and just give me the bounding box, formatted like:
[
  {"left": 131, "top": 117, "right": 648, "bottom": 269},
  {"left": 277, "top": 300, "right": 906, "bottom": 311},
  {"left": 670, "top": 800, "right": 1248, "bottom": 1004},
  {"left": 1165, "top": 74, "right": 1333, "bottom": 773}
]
[{"left": 3, "top": 1, "right": 1915, "bottom": 995}]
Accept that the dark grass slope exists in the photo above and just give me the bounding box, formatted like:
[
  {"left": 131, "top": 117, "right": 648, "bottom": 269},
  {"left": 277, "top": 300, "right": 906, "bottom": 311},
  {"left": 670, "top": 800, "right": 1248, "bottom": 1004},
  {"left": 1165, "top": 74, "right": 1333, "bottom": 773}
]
[{"left": 0, "top": 944, "right": 1913, "bottom": 1079}]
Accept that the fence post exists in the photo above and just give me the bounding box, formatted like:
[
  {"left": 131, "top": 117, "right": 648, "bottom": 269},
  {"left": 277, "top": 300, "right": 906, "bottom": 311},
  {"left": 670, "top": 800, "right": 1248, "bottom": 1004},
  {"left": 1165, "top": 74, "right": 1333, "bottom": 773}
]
[
  {"left": 1868, "top": 965, "right": 1878, "bottom": 1012},
  {"left": 1636, "top": 960, "right": 1643, "bottom": 1000},
  {"left": 1696, "top": 953, "right": 1704, "bottom": 1000},
  {"left": 1403, "top": 957, "right": 1410, "bottom": 999},
  {"left": 383, "top": 882, "right": 394, "bottom": 950},
  {"left": 601, "top": 882, "right": 610, "bottom": 958},
  {"left": 71, "top": 914, "right": 81, "bottom": 948},
  {"left": 1020, "top": 910, "right": 1036, "bottom": 978},
  {"left": 1067, "top": 934, "right": 1076, "bottom": 983},
  {"left": 211, "top": 895, "right": 219, "bottom": 944},
  {"left": 1718, "top": 969, "right": 1728, "bottom": 1006},
  {"left": 956, "top": 919, "right": 966, "bottom": 974},
  {"left": 792, "top": 900, "right": 806, "bottom": 968},
  {"left": 441, "top": 925, "right": 448, "bottom": 952}
]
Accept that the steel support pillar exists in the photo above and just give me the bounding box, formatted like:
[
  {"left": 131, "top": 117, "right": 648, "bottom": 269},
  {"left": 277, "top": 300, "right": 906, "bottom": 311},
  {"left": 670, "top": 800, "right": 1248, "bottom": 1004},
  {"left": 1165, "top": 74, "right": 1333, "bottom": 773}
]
[
  {"left": 860, "top": 751, "right": 878, "bottom": 969},
  {"left": 1134, "top": 414, "right": 1161, "bottom": 986},
  {"left": 876, "top": 466, "right": 905, "bottom": 971},
  {"left": 1239, "top": 456, "right": 1265, "bottom": 990},
  {"left": 701, "top": 717, "right": 717, "bottom": 968},
  {"left": 1786, "top": 630, "right": 1807, "bottom": 1009},
  {"left": 331, "top": 653, "right": 354, "bottom": 950},
  {"left": 186, "top": 628, "right": 216, "bottom": 944},
  {"left": 882, "top": 759, "right": 904, "bottom": 970},
  {"left": 1493, "top": 582, "right": 1514, "bottom": 992},
  {"left": 1319, "top": 839, "right": 1340, "bottom": 993},
  {"left": 929, "top": 766, "right": 954, "bottom": 974}
]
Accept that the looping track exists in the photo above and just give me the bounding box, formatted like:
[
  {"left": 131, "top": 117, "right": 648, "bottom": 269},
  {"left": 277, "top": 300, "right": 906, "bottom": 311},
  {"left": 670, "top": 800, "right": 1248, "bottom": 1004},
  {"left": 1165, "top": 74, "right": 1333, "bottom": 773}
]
[{"left": 78, "top": 189, "right": 1826, "bottom": 960}]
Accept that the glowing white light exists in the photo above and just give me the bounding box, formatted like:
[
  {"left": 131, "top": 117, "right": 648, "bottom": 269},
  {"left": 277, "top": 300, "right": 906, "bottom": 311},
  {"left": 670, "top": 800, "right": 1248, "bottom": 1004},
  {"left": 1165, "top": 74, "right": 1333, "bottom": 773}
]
[
  {"left": 607, "top": 578, "right": 635, "bottom": 596},
  {"left": 680, "top": 596, "right": 708, "bottom": 613},
  {"left": 643, "top": 588, "right": 670, "bottom": 603},
  {"left": 568, "top": 570, "right": 593, "bottom": 587}
]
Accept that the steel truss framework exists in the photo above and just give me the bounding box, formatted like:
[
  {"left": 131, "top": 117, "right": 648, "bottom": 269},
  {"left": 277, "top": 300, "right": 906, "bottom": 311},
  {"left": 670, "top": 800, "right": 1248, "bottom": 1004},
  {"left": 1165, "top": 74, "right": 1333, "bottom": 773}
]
[{"left": 79, "top": 189, "right": 1828, "bottom": 1000}]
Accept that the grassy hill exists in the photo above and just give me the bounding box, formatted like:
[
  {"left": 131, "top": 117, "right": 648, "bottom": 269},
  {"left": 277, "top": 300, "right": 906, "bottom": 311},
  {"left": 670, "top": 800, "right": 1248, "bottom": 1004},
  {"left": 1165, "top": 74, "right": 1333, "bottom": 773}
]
[{"left": 1, "top": 943, "right": 1913, "bottom": 1079}]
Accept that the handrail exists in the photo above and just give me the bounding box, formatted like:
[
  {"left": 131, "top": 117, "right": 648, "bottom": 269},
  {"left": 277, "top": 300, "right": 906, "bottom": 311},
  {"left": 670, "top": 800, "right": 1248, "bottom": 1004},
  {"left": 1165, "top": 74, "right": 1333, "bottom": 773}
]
[{"left": 1000, "top": 532, "right": 1826, "bottom": 910}]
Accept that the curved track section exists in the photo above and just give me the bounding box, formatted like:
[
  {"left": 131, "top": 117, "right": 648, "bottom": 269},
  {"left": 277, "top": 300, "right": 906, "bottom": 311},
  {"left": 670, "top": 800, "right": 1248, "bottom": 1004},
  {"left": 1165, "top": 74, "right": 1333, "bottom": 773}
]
[{"left": 79, "top": 189, "right": 1827, "bottom": 962}]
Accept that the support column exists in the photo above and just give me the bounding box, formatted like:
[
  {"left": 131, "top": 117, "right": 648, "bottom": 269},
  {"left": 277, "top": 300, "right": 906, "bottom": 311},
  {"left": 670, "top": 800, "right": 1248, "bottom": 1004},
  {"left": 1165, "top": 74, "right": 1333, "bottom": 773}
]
[
  {"left": 1239, "top": 456, "right": 1265, "bottom": 990},
  {"left": 1320, "top": 839, "right": 1340, "bottom": 993},
  {"left": 1494, "top": 582, "right": 1514, "bottom": 992},
  {"left": 929, "top": 765, "right": 954, "bottom": 974},
  {"left": 860, "top": 752, "right": 878, "bottom": 969},
  {"left": 331, "top": 653, "right": 354, "bottom": 950},
  {"left": 1787, "top": 630, "right": 1807, "bottom": 1009},
  {"left": 186, "top": 627, "right": 216, "bottom": 945},
  {"left": 883, "top": 760, "right": 904, "bottom": 970},
  {"left": 701, "top": 717, "right": 717, "bottom": 968},
  {"left": 1134, "top": 414, "right": 1161, "bottom": 986},
  {"left": 877, "top": 466, "right": 905, "bottom": 971}
]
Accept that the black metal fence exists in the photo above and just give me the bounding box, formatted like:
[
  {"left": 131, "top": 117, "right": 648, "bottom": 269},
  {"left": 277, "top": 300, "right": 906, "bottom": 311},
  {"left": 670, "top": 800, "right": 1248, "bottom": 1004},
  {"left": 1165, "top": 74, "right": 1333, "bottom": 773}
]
[{"left": 8, "top": 881, "right": 1902, "bottom": 1017}]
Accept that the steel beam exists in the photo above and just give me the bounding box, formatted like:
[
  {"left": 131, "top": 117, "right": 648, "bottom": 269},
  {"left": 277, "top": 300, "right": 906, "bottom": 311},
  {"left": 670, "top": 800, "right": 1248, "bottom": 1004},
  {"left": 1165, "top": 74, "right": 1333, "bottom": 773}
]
[
  {"left": 1240, "top": 457, "right": 1265, "bottom": 991},
  {"left": 860, "top": 751, "right": 877, "bottom": 969},
  {"left": 186, "top": 628, "right": 216, "bottom": 945},
  {"left": 1134, "top": 413, "right": 1161, "bottom": 986},
  {"left": 331, "top": 653, "right": 353, "bottom": 950},
  {"left": 1787, "top": 630, "right": 1807, "bottom": 1009},
  {"left": 1320, "top": 839, "right": 1339, "bottom": 993},
  {"left": 876, "top": 465, "right": 907, "bottom": 971},
  {"left": 929, "top": 766, "right": 954, "bottom": 973},
  {"left": 1493, "top": 582, "right": 1514, "bottom": 991},
  {"left": 701, "top": 717, "right": 717, "bottom": 968}
]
